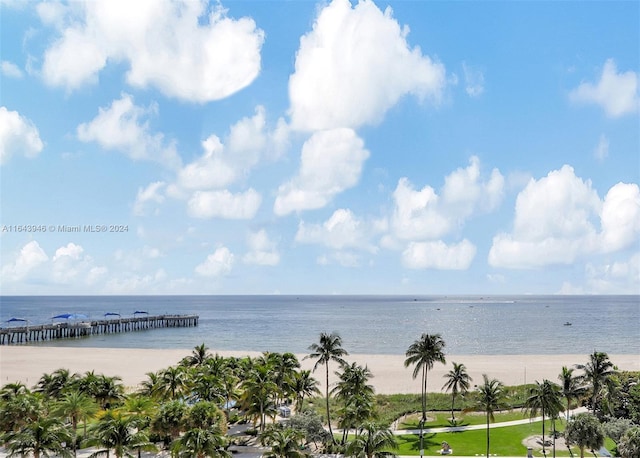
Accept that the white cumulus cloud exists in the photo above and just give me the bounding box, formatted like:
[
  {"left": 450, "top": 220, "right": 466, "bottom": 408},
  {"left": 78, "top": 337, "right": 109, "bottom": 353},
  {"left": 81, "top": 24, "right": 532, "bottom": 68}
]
[
  {"left": 1, "top": 60, "right": 23, "bottom": 78},
  {"left": 569, "top": 59, "right": 639, "bottom": 118},
  {"left": 133, "top": 181, "right": 166, "bottom": 216},
  {"left": 187, "top": 189, "right": 261, "bottom": 219},
  {"left": 600, "top": 182, "right": 640, "bottom": 253},
  {"left": 402, "top": 240, "right": 476, "bottom": 270},
  {"left": 40, "top": 0, "right": 264, "bottom": 102},
  {"left": 274, "top": 128, "right": 370, "bottom": 215},
  {"left": 0, "top": 106, "right": 44, "bottom": 165},
  {"left": 195, "top": 246, "right": 234, "bottom": 277},
  {"left": 295, "top": 208, "right": 376, "bottom": 251},
  {"left": 1, "top": 241, "right": 49, "bottom": 281},
  {"left": 77, "top": 94, "right": 180, "bottom": 168},
  {"left": 243, "top": 229, "right": 280, "bottom": 266},
  {"left": 391, "top": 156, "right": 504, "bottom": 241},
  {"left": 489, "top": 166, "right": 640, "bottom": 268},
  {"left": 288, "top": 0, "right": 446, "bottom": 131}
]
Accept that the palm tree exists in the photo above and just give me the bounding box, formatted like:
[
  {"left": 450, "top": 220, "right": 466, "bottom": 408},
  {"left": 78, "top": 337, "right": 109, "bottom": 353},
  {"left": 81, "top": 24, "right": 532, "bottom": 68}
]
[
  {"left": 0, "top": 390, "right": 46, "bottom": 433},
  {"left": 332, "top": 362, "right": 375, "bottom": 443},
  {"left": 524, "top": 379, "right": 564, "bottom": 457},
  {"left": 575, "top": 351, "right": 616, "bottom": 415},
  {"left": 558, "top": 366, "right": 584, "bottom": 422},
  {"left": 88, "top": 411, "right": 155, "bottom": 458},
  {"left": 345, "top": 422, "right": 397, "bottom": 458},
  {"left": 156, "top": 366, "right": 191, "bottom": 401},
  {"left": 151, "top": 400, "right": 189, "bottom": 445},
  {"left": 0, "top": 382, "right": 28, "bottom": 401},
  {"left": 564, "top": 412, "right": 605, "bottom": 458},
  {"left": 171, "top": 428, "right": 230, "bottom": 458},
  {"left": 35, "top": 368, "right": 79, "bottom": 399},
  {"left": 260, "top": 424, "right": 307, "bottom": 458},
  {"left": 180, "top": 343, "right": 212, "bottom": 367},
  {"left": 618, "top": 426, "right": 640, "bottom": 458},
  {"left": 268, "top": 352, "right": 301, "bottom": 406},
  {"left": 290, "top": 370, "right": 320, "bottom": 413},
  {"left": 404, "top": 333, "right": 445, "bottom": 458},
  {"left": 187, "top": 401, "right": 227, "bottom": 433},
  {"left": 442, "top": 362, "right": 472, "bottom": 423},
  {"left": 469, "top": 374, "right": 506, "bottom": 458},
  {"left": 53, "top": 390, "right": 99, "bottom": 455},
  {"left": 240, "top": 363, "right": 278, "bottom": 431},
  {"left": 306, "top": 332, "right": 349, "bottom": 442},
  {"left": 1, "top": 416, "right": 73, "bottom": 458}
]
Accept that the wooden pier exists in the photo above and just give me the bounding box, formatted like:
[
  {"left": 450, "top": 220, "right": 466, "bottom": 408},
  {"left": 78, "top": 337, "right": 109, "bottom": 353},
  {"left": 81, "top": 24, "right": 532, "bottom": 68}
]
[{"left": 0, "top": 314, "right": 199, "bottom": 345}]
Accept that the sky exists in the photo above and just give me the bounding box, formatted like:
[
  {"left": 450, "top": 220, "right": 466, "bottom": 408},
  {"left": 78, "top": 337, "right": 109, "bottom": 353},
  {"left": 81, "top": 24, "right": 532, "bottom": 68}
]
[{"left": 0, "top": 0, "right": 639, "bottom": 296}]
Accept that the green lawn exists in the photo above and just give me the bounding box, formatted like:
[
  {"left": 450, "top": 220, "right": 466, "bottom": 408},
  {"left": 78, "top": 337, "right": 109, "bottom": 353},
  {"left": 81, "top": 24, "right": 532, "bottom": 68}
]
[
  {"left": 393, "top": 420, "right": 615, "bottom": 457},
  {"left": 398, "top": 410, "right": 532, "bottom": 429}
]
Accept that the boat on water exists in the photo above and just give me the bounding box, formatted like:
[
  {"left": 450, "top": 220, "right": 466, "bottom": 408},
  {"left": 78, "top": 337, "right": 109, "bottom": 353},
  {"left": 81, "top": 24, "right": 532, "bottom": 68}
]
[{"left": 564, "top": 322, "right": 572, "bottom": 326}]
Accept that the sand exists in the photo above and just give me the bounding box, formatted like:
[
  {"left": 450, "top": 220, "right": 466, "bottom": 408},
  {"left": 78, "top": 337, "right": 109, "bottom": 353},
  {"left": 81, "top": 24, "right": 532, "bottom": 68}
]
[{"left": 0, "top": 346, "right": 638, "bottom": 394}]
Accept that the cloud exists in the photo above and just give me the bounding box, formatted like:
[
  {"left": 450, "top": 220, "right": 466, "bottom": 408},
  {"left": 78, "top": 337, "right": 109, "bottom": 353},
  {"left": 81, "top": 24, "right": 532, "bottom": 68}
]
[
  {"left": 0, "top": 106, "right": 44, "bottom": 165},
  {"left": 177, "top": 107, "right": 268, "bottom": 191},
  {"left": 187, "top": 189, "right": 261, "bottom": 219},
  {"left": 593, "top": 134, "right": 609, "bottom": 161},
  {"left": 561, "top": 252, "right": 640, "bottom": 295},
  {"left": 600, "top": 182, "right": 640, "bottom": 252},
  {"left": 243, "top": 229, "right": 280, "bottom": 266},
  {"left": 569, "top": 59, "right": 639, "bottom": 118},
  {"left": 51, "top": 242, "right": 90, "bottom": 283},
  {"left": 1, "top": 241, "right": 49, "bottom": 281},
  {"left": 489, "top": 166, "right": 640, "bottom": 268},
  {"left": 39, "top": 0, "right": 264, "bottom": 102},
  {"left": 462, "top": 62, "right": 484, "bottom": 97},
  {"left": 1, "top": 61, "right": 23, "bottom": 78},
  {"left": 274, "top": 128, "right": 370, "bottom": 215},
  {"left": 288, "top": 0, "right": 446, "bottom": 131},
  {"left": 77, "top": 93, "right": 180, "bottom": 168},
  {"left": 402, "top": 240, "right": 476, "bottom": 270},
  {"left": 195, "top": 246, "right": 234, "bottom": 277},
  {"left": 391, "top": 156, "right": 504, "bottom": 241},
  {"left": 295, "top": 208, "right": 377, "bottom": 251},
  {"left": 133, "top": 181, "right": 166, "bottom": 216}
]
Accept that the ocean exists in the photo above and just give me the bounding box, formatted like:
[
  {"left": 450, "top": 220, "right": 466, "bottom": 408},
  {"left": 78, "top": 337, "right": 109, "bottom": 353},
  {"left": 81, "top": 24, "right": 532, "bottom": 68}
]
[{"left": 0, "top": 295, "right": 638, "bottom": 355}]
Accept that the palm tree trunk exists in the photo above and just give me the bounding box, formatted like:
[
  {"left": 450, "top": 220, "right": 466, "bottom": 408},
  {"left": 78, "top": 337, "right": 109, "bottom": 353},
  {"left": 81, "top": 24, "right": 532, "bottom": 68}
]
[
  {"left": 451, "top": 393, "right": 456, "bottom": 421},
  {"left": 422, "top": 366, "right": 427, "bottom": 421},
  {"left": 542, "top": 410, "right": 546, "bottom": 455},
  {"left": 325, "top": 365, "right": 334, "bottom": 443},
  {"left": 486, "top": 414, "right": 490, "bottom": 458}
]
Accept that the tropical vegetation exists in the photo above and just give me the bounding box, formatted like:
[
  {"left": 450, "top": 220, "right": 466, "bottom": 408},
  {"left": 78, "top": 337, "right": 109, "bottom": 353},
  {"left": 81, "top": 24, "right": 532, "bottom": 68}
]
[{"left": 0, "top": 340, "right": 637, "bottom": 458}]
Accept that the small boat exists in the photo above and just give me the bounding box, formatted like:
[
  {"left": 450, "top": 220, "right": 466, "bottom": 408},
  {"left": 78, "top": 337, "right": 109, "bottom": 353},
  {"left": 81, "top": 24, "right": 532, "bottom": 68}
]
[{"left": 563, "top": 322, "right": 572, "bottom": 326}]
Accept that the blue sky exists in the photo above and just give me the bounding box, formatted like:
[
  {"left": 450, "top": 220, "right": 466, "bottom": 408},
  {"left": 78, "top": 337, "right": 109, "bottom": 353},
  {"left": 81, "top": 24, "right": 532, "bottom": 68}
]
[{"left": 1, "top": 0, "right": 638, "bottom": 295}]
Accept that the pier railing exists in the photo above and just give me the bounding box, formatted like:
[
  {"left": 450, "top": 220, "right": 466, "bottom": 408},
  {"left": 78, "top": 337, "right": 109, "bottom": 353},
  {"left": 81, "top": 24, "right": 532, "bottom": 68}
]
[{"left": 0, "top": 314, "right": 199, "bottom": 345}]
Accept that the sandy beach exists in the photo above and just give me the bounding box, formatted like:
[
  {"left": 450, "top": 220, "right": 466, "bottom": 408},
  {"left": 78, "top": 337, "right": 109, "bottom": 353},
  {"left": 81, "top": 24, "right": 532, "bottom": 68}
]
[{"left": 1, "top": 346, "right": 638, "bottom": 394}]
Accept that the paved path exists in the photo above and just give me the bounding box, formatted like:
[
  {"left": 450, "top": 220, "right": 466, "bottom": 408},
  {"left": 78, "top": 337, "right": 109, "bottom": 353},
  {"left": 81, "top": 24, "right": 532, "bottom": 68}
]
[{"left": 391, "top": 407, "right": 588, "bottom": 435}]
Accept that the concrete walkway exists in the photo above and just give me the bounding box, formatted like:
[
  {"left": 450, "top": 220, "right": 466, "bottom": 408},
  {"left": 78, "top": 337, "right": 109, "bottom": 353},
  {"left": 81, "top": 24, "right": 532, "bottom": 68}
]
[{"left": 391, "top": 407, "right": 588, "bottom": 435}]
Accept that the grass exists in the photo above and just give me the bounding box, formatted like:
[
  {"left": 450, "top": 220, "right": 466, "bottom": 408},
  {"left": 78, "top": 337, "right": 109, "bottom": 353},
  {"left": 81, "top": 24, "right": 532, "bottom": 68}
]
[
  {"left": 394, "top": 421, "right": 580, "bottom": 457},
  {"left": 398, "top": 410, "right": 531, "bottom": 429}
]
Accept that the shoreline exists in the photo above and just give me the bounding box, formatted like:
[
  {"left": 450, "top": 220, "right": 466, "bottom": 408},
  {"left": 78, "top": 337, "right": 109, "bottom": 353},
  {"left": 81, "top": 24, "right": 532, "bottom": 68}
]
[{"left": 1, "top": 346, "right": 638, "bottom": 394}]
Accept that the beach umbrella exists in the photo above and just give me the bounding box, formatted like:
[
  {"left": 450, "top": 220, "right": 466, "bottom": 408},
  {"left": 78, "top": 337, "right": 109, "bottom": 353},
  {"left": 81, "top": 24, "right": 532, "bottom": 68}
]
[
  {"left": 52, "top": 313, "right": 88, "bottom": 320},
  {"left": 6, "top": 317, "right": 28, "bottom": 325}
]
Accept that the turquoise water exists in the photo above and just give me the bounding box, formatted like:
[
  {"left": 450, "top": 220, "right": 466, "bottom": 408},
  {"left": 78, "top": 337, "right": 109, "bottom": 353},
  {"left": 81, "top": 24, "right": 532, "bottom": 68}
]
[{"left": 0, "top": 295, "right": 638, "bottom": 355}]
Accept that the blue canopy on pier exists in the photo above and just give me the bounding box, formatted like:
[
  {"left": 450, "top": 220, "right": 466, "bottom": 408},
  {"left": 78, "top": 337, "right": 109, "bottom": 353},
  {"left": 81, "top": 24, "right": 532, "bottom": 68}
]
[
  {"left": 6, "top": 317, "right": 27, "bottom": 323},
  {"left": 104, "top": 312, "right": 121, "bottom": 317},
  {"left": 52, "top": 313, "right": 88, "bottom": 320},
  {"left": 133, "top": 311, "right": 148, "bottom": 315}
]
